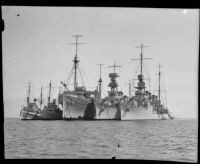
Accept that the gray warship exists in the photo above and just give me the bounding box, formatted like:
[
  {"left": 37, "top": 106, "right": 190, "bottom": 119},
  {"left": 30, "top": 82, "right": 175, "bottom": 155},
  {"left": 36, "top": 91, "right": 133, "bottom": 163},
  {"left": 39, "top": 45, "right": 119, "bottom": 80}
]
[
  {"left": 95, "top": 63, "right": 123, "bottom": 120},
  {"left": 120, "top": 43, "right": 174, "bottom": 120}
]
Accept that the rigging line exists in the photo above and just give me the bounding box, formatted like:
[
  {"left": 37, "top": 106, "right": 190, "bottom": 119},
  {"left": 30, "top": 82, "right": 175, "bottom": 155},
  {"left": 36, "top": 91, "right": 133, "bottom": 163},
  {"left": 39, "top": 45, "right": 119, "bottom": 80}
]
[
  {"left": 146, "top": 62, "right": 152, "bottom": 79},
  {"left": 160, "top": 77, "right": 168, "bottom": 107},
  {"left": 66, "top": 65, "right": 75, "bottom": 86},
  {"left": 149, "top": 79, "right": 151, "bottom": 93},
  {"left": 165, "top": 91, "right": 168, "bottom": 107},
  {"left": 160, "top": 75, "right": 167, "bottom": 107},
  {"left": 133, "top": 62, "right": 141, "bottom": 80},
  {"left": 143, "top": 62, "right": 150, "bottom": 79},
  {"left": 143, "top": 63, "right": 151, "bottom": 91},
  {"left": 160, "top": 92, "right": 164, "bottom": 104},
  {"left": 161, "top": 77, "right": 168, "bottom": 107},
  {"left": 79, "top": 63, "right": 92, "bottom": 87},
  {"left": 77, "top": 64, "right": 85, "bottom": 87},
  {"left": 161, "top": 77, "right": 166, "bottom": 91},
  {"left": 152, "top": 76, "right": 158, "bottom": 95},
  {"left": 163, "top": 93, "right": 166, "bottom": 107}
]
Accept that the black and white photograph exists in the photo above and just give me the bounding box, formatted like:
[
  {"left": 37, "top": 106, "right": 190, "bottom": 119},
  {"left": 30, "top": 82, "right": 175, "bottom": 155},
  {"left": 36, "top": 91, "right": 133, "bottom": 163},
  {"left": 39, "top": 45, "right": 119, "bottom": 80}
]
[{"left": 2, "top": 6, "right": 198, "bottom": 161}]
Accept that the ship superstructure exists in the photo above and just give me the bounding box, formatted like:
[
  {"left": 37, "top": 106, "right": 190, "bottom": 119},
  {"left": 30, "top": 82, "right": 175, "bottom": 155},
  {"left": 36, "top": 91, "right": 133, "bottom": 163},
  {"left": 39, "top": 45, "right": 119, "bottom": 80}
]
[{"left": 20, "top": 82, "right": 42, "bottom": 120}]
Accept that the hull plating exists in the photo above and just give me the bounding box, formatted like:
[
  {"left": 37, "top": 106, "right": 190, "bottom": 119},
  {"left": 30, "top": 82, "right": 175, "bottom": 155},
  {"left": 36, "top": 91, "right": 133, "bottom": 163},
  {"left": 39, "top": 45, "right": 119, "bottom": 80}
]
[
  {"left": 95, "top": 105, "right": 117, "bottom": 119},
  {"left": 20, "top": 109, "right": 41, "bottom": 120},
  {"left": 95, "top": 102, "right": 121, "bottom": 120},
  {"left": 41, "top": 103, "right": 63, "bottom": 120},
  {"left": 41, "top": 109, "right": 63, "bottom": 120},
  {"left": 120, "top": 102, "right": 171, "bottom": 120},
  {"left": 62, "top": 94, "right": 90, "bottom": 119}
]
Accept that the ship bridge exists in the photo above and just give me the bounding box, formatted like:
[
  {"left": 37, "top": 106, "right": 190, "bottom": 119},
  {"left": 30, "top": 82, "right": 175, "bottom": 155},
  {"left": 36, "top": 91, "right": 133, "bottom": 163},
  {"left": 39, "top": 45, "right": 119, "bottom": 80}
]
[{"left": 107, "top": 63, "right": 122, "bottom": 97}]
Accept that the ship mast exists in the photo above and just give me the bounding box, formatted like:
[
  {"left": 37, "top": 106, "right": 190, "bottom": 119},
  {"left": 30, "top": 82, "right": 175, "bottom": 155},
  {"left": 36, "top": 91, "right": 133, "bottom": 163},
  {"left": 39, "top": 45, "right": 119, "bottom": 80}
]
[
  {"left": 136, "top": 43, "right": 149, "bottom": 76},
  {"left": 48, "top": 81, "right": 51, "bottom": 103},
  {"left": 40, "top": 86, "right": 43, "bottom": 108},
  {"left": 97, "top": 64, "right": 104, "bottom": 100},
  {"left": 70, "top": 34, "right": 85, "bottom": 92},
  {"left": 27, "top": 81, "right": 31, "bottom": 105},
  {"left": 158, "top": 63, "right": 161, "bottom": 103},
  {"left": 108, "top": 62, "right": 121, "bottom": 73},
  {"left": 129, "top": 82, "right": 131, "bottom": 97},
  {"left": 132, "top": 42, "right": 152, "bottom": 91},
  {"left": 125, "top": 81, "right": 132, "bottom": 97}
]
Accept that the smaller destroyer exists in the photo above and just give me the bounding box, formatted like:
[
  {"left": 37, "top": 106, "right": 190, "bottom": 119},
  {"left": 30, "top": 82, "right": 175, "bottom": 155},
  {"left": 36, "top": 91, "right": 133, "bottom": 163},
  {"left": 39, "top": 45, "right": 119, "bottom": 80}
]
[{"left": 20, "top": 82, "right": 42, "bottom": 120}]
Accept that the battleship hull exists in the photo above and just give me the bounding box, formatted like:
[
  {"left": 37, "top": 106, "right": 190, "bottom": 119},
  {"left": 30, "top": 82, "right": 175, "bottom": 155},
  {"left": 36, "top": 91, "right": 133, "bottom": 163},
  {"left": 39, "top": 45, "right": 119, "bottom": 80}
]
[
  {"left": 62, "top": 93, "right": 96, "bottom": 120},
  {"left": 120, "top": 105, "right": 159, "bottom": 120},
  {"left": 95, "top": 101, "right": 171, "bottom": 120},
  {"left": 96, "top": 106, "right": 117, "bottom": 120},
  {"left": 120, "top": 102, "right": 170, "bottom": 120},
  {"left": 95, "top": 103, "right": 121, "bottom": 120}
]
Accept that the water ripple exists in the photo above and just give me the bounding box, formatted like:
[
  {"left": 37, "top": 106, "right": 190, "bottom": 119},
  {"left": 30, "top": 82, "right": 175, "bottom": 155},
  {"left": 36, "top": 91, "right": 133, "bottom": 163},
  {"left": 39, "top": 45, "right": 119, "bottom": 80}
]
[{"left": 4, "top": 118, "right": 197, "bottom": 162}]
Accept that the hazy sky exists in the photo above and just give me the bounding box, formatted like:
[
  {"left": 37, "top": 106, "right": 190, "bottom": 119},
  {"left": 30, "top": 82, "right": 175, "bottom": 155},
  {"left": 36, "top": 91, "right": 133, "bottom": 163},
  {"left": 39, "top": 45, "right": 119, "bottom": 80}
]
[{"left": 2, "top": 6, "right": 198, "bottom": 118}]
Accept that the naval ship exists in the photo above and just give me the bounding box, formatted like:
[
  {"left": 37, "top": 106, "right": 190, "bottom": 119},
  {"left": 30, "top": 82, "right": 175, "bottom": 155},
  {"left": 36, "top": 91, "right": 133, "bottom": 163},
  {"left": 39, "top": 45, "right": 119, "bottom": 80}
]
[
  {"left": 20, "top": 82, "right": 42, "bottom": 120},
  {"left": 60, "top": 35, "right": 97, "bottom": 120},
  {"left": 95, "top": 63, "right": 123, "bottom": 120},
  {"left": 41, "top": 81, "right": 63, "bottom": 120},
  {"left": 151, "top": 64, "right": 174, "bottom": 120},
  {"left": 120, "top": 43, "right": 173, "bottom": 120}
]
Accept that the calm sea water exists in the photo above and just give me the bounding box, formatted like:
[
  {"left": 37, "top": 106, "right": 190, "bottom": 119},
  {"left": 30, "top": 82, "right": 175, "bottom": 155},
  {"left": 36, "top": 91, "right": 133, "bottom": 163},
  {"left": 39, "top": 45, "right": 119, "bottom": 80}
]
[{"left": 4, "top": 118, "right": 198, "bottom": 161}]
